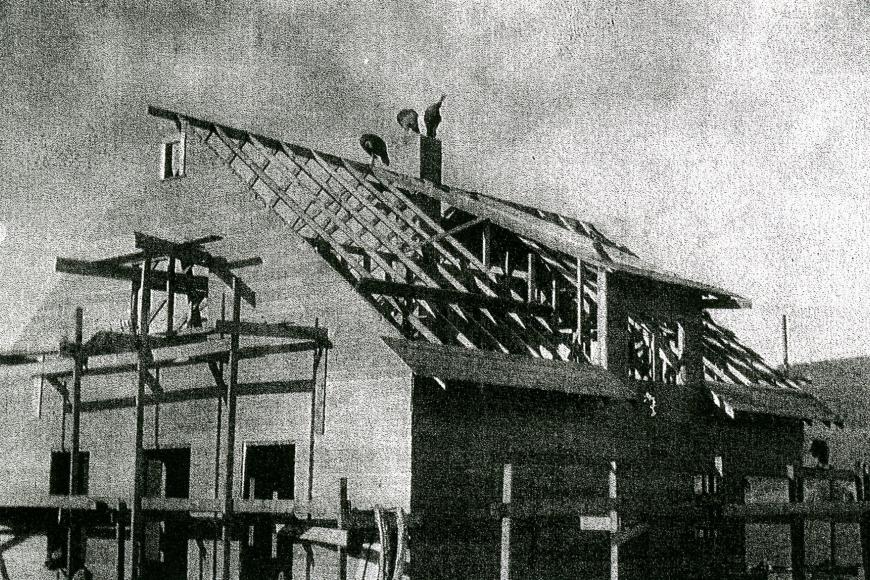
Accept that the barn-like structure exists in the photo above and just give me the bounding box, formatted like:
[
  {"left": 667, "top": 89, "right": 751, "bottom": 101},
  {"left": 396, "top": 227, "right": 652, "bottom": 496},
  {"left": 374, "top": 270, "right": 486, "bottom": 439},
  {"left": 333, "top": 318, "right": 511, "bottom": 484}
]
[{"left": 0, "top": 105, "right": 861, "bottom": 579}]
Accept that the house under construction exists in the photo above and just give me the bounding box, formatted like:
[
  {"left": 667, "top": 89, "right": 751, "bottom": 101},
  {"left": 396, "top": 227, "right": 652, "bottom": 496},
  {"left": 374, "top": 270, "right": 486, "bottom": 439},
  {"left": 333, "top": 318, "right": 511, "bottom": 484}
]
[{"left": 0, "top": 105, "right": 863, "bottom": 579}]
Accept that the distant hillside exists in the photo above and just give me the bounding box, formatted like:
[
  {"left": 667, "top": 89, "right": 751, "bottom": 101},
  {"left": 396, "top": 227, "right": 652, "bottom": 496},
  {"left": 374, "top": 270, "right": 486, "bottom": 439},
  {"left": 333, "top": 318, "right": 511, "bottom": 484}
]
[{"left": 794, "top": 356, "right": 870, "bottom": 429}]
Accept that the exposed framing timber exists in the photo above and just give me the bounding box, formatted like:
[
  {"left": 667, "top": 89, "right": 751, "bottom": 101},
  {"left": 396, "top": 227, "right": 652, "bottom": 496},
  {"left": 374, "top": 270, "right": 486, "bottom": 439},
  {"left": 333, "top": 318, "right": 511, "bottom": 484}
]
[
  {"left": 221, "top": 277, "right": 242, "bottom": 580},
  {"left": 357, "top": 278, "right": 553, "bottom": 317},
  {"left": 78, "top": 380, "right": 313, "bottom": 413},
  {"left": 214, "top": 320, "right": 329, "bottom": 343},
  {"left": 130, "top": 258, "right": 152, "bottom": 580},
  {"left": 134, "top": 231, "right": 257, "bottom": 308},
  {"left": 56, "top": 257, "right": 208, "bottom": 295}
]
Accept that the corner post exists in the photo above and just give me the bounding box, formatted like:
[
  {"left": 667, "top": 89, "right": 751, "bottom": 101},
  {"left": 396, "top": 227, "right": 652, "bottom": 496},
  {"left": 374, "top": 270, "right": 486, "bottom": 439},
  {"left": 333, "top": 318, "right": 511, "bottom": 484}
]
[
  {"left": 221, "top": 276, "right": 242, "bottom": 580},
  {"left": 609, "top": 461, "right": 619, "bottom": 580},
  {"left": 500, "top": 463, "right": 513, "bottom": 580},
  {"left": 67, "top": 306, "right": 84, "bottom": 575},
  {"left": 131, "top": 258, "right": 152, "bottom": 580},
  {"left": 789, "top": 465, "right": 805, "bottom": 580}
]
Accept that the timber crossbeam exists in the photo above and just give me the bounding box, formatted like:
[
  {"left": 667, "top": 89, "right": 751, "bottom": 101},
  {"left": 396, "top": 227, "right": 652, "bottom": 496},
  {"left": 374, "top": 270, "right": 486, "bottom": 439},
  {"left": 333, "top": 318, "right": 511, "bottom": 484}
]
[
  {"left": 56, "top": 257, "right": 208, "bottom": 295},
  {"left": 357, "top": 277, "right": 553, "bottom": 317},
  {"left": 213, "top": 320, "right": 330, "bottom": 345}
]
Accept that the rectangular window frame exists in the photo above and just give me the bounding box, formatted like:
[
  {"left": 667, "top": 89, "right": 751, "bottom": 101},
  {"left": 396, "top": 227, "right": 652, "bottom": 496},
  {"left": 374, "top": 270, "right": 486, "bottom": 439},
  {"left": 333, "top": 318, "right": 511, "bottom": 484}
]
[{"left": 241, "top": 440, "right": 297, "bottom": 501}]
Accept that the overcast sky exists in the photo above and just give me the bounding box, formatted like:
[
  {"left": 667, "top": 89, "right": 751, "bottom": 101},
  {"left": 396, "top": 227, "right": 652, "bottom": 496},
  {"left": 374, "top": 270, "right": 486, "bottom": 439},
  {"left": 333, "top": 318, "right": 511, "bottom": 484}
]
[{"left": 1, "top": 0, "right": 869, "bottom": 364}]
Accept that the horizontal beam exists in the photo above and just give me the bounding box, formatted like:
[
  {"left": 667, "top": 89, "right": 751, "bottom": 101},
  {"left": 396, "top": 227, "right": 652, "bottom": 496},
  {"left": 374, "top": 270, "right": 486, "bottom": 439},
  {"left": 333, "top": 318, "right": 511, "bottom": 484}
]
[
  {"left": 56, "top": 258, "right": 208, "bottom": 295},
  {"left": 0, "top": 496, "right": 119, "bottom": 511},
  {"left": 89, "top": 235, "right": 223, "bottom": 267},
  {"left": 36, "top": 337, "right": 318, "bottom": 380},
  {"left": 297, "top": 526, "right": 349, "bottom": 548},
  {"left": 134, "top": 231, "right": 257, "bottom": 307},
  {"left": 80, "top": 379, "right": 314, "bottom": 412},
  {"left": 214, "top": 321, "right": 328, "bottom": 344},
  {"left": 491, "top": 497, "right": 613, "bottom": 520},
  {"left": 141, "top": 497, "right": 220, "bottom": 513},
  {"left": 723, "top": 501, "right": 870, "bottom": 522},
  {"left": 357, "top": 277, "right": 553, "bottom": 317},
  {"left": 233, "top": 498, "right": 300, "bottom": 515}
]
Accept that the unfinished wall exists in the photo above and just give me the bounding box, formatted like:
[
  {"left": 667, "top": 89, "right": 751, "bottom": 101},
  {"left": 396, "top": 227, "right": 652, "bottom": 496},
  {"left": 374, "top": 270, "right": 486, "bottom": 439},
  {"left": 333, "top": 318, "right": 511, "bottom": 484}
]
[
  {"left": 410, "top": 378, "right": 805, "bottom": 580},
  {"left": 0, "top": 122, "right": 413, "bottom": 579}
]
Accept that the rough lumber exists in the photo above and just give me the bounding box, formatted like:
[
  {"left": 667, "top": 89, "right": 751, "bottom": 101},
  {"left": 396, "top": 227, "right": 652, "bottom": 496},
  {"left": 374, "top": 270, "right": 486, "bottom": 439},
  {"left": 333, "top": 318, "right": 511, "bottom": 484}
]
[
  {"left": 500, "top": 464, "right": 512, "bottom": 580},
  {"left": 130, "top": 259, "right": 151, "bottom": 580},
  {"left": 134, "top": 231, "right": 257, "bottom": 307},
  {"left": 723, "top": 501, "right": 870, "bottom": 522},
  {"left": 56, "top": 257, "right": 208, "bottom": 294},
  {"left": 221, "top": 279, "right": 241, "bottom": 580},
  {"left": 214, "top": 320, "right": 328, "bottom": 343},
  {"left": 78, "top": 380, "right": 313, "bottom": 412},
  {"left": 298, "top": 526, "right": 349, "bottom": 548},
  {"left": 89, "top": 234, "right": 222, "bottom": 266},
  {"left": 358, "top": 277, "right": 552, "bottom": 317}
]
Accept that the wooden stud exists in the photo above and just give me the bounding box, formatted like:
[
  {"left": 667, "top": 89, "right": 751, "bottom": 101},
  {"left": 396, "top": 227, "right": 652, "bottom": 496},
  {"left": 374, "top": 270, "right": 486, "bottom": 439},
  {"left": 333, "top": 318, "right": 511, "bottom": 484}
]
[
  {"left": 597, "top": 267, "right": 609, "bottom": 369},
  {"left": 789, "top": 464, "right": 805, "bottom": 580},
  {"left": 130, "top": 281, "right": 139, "bottom": 335},
  {"left": 861, "top": 511, "right": 870, "bottom": 580},
  {"left": 609, "top": 461, "right": 619, "bottom": 580},
  {"left": 117, "top": 502, "right": 127, "bottom": 580},
  {"left": 337, "top": 478, "right": 348, "bottom": 580},
  {"left": 66, "top": 306, "right": 84, "bottom": 575},
  {"left": 576, "top": 259, "right": 585, "bottom": 362},
  {"left": 131, "top": 258, "right": 152, "bottom": 580},
  {"left": 500, "top": 463, "right": 513, "bottom": 580},
  {"left": 221, "top": 277, "right": 242, "bottom": 580},
  {"left": 393, "top": 508, "right": 407, "bottom": 580},
  {"left": 165, "top": 257, "right": 176, "bottom": 335},
  {"left": 482, "top": 223, "right": 492, "bottom": 270},
  {"left": 375, "top": 506, "right": 388, "bottom": 580},
  {"left": 526, "top": 253, "right": 537, "bottom": 304},
  {"left": 307, "top": 320, "right": 321, "bottom": 502}
]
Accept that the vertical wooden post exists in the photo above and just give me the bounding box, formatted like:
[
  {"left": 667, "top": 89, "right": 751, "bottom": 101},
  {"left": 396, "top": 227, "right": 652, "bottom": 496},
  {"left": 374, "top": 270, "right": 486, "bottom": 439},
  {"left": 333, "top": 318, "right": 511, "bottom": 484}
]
[
  {"left": 526, "top": 253, "right": 537, "bottom": 303},
  {"left": 782, "top": 314, "right": 790, "bottom": 377},
  {"left": 500, "top": 463, "right": 513, "bottom": 580},
  {"left": 482, "top": 224, "right": 492, "bottom": 270},
  {"left": 789, "top": 465, "right": 805, "bottom": 580},
  {"left": 67, "top": 306, "right": 84, "bottom": 575},
  {"left": 308, "top": 320, "right": 322, "bottom": 502},
  {"left": 550, "top": 276, "right": 559, "bottom": 328},
  {"left": 829, "top": 475, "right": 837, "bottom": 570},
  {"left": 681, "top": 314, "right": 705, "bottom": 385},
  {"left": 337, "top": 478, "right": 348, "bottom": 580},
  {"left": 165, "top": 257, "right": 176, "bottom": 335},
  {"left": 597, "top": 268, "right": 609, "bottom": 369},
  {"left": 609, "top": 461, "right": 619, "bottom": 580},
  {"left": 116, "top": 502, "right": 127, "bottom": 580},
  {"left": 130, "top": 281, "right": 139, "bottom": 335},
  {"left": 131, "top": 258, "right": 152, "bottom": 580},
  {"left": 576, "top": 259, "right": 585, "bottom": 362},
  {"left": 221, "top": 277, "right": 242, "bottom": 580}
]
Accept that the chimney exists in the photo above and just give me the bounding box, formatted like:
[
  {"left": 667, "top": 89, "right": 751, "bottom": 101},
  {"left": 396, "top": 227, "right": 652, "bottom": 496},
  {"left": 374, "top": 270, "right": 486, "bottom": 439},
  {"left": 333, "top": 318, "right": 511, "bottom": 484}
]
[{"left": 387, "top": 133, "right": 443, "bottom": 219}]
